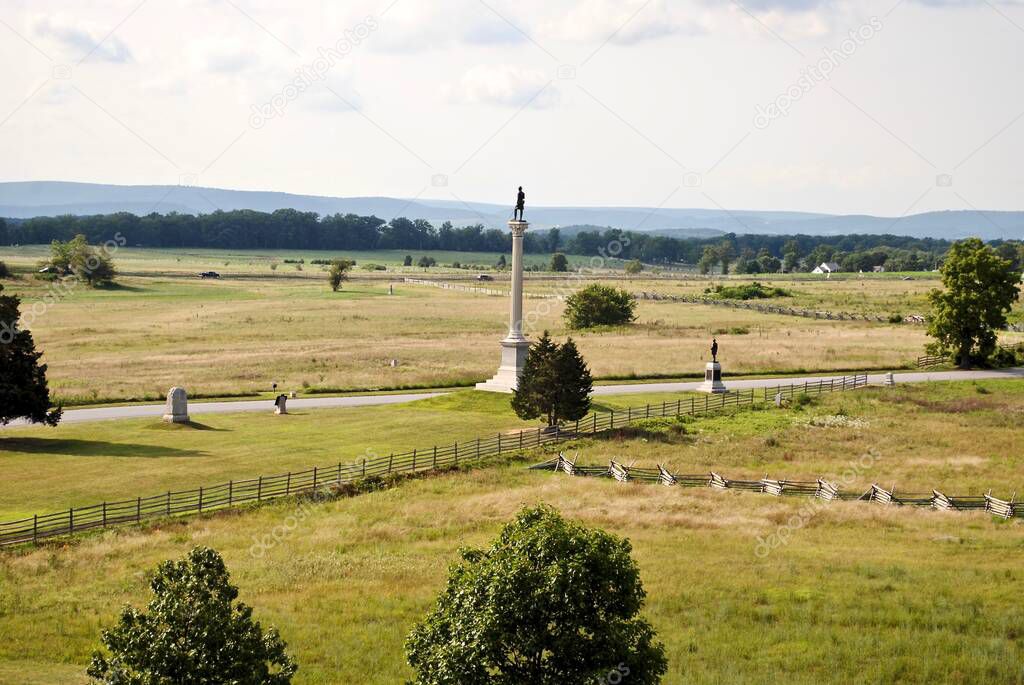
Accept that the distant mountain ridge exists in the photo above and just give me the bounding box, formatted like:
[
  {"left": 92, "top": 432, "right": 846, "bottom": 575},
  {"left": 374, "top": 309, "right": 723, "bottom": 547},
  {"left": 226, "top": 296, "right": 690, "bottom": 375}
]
[{"left": 1, "top": 181, "right": 1021, "bottom": 240}]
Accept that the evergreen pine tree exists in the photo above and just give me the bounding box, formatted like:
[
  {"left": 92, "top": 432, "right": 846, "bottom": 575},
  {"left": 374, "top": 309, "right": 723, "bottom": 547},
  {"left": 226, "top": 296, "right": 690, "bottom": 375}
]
[
  {"left": 553, "top": 337, "right": 592, "bottom": 423},
  {"left": 0, "top": 285, "right": 61, "bottom": 426},
  {"left": 511, "top": 332, "right": 593, "bottom": 427},
  {"left": 511, "top": 331, "right": 559, "bottom": 426}
]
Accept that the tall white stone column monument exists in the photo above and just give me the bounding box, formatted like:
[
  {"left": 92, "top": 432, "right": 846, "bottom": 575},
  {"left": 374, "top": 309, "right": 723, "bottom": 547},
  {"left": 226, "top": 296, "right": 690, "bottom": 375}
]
[{"left": 476, "top": 219, "right": 531, "bottom": 393}]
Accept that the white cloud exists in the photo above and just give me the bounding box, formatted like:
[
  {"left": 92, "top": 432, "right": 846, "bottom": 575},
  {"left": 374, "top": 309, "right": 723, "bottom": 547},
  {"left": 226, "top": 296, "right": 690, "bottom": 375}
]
[
  {"left": 447, "top": 65, "right": 559, "bottom": 109},
  {"left": 186, "top": 36, "right": 258, "bottom": 73},
  {"left": 540, "top": 0, "right": 705, "bottom": 44},
  {"left": 369, "top": 0, "right": 523, "bottom": 52},
  {"left": 32, "top": 13, "right": 133, "bottom": 63}
]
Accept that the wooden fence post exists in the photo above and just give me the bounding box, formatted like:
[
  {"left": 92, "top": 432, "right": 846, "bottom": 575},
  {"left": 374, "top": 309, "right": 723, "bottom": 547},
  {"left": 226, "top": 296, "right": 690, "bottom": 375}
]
[
  {"left": 136, "top": 497, "right": 141, "bottom": 522},
  {"left": 286, "top": 473, "right": 291, "bottom": 495},
  {"left": 593, "top": 413, "right": 598, "bottom": 433},
  {"left": 476, "top": 437, "right": 481, "bottom": 460},
  {"left": 166, "top": 491, "right": 171, "bottom": 516},
  {"left": 313, "top": 468, "right": 318, "bottom": 490},
  {"left": 433, "top": 446, "right": 437, "bottom": 469},
  {"left": 388, "top": 454, "right": 393, "bottom": 473},
  {"left": 455, "top": 442, "right": 459, "bottom": 465},
  {"left": 33, "top": 514, "right": 38, "bottom": 543},
  {"left": 413, "top": 448, "right": 418, "bottom": 469},
  {"left": 198, "top": 487, "right": 203, "bottom": 512},
  {"left": 257, "top": 476, "right": 263, "bottom": 501},
  {"left": 229, "top": 480, "right": 233, "bottom": 505},
  {"left": 102, "top": 502, "right": 107, "bottom": 528},
  {"left": 362, "top": 459, "right": 366, "bottom": 477},
  {"left": 69, "top": 509, "right": 74, "bottom": 534}
]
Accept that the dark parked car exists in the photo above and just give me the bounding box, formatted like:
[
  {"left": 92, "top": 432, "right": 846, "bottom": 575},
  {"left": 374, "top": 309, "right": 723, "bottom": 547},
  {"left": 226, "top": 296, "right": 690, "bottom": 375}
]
[{"left": 199, "top": 271, "right": 221, "bottom": 279}]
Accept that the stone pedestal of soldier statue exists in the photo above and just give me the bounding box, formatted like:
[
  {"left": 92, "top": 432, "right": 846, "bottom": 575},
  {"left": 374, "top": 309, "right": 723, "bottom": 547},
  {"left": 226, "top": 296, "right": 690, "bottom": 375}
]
[
  {"left": 477, "top": 204, "right": 530, "bottom": 393},
  {"left": 698, "top": 338, "right": 727, "bottom": 394},
  {"left": 162, "top": 387, "right": 190, "bottom": 423}
]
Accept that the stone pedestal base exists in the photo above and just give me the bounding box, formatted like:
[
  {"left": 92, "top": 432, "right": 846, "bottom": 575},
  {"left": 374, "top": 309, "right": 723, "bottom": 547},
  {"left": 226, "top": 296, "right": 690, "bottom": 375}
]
[
  {"left": 476, "top": 338, "right": 531, "bottom": 393},
  {"left": 162, "top": 412, "right": 190, "bottom": 423},
  {"left": 698, "top": 361, "right": 727, "bottom": 394}
]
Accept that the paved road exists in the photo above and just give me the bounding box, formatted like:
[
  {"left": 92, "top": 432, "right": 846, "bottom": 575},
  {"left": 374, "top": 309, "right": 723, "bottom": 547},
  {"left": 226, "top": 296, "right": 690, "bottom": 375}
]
[
  {"left": 4, "top": 392, "right": 446, "bottom": 427},
  {"left": 5, "top": 368, "right": 1022, "bottom": 428},
  {"left": 592, "top": 367, "right": 1024, "bottom": 396}
]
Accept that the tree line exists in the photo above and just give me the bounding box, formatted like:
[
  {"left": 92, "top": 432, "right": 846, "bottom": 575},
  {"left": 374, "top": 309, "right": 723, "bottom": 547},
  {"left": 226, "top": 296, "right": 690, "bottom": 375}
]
[{"left": 3, "top": 212, "right": 1023, "bottom": 273}]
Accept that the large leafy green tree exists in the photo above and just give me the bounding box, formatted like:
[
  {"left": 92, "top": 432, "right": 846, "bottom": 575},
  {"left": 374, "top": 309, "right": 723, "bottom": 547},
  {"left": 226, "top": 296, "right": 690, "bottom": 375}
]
[
  {"left": 927, "top": 237, "right": 1021, "bottom": 368},
  {"left": 406, "top": 505, "right": 667, "bottom": 685},
  {"left": 88, "top": 547, "right": 297, "bottom": 685},
  {"left": 0, "top": 285, "right": 61, "bottom": 426},
  {"left": 563, "top": 283, "right": 637, "bottom": 329}
]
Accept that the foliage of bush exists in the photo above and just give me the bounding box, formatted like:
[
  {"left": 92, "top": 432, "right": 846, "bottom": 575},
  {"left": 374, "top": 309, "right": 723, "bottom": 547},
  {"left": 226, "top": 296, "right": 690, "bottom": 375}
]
[
  {"left": 563, "top": 284, "right": 637, "bottom": 329},
  {"left": 712, "top": 281, "right": 790, "bottom": 300},
  {"left": 87, "top": 547, "right": 297, "bottom": 684},
  {"left": 405, "top": 505, "right": 667, "bottom": 685}
]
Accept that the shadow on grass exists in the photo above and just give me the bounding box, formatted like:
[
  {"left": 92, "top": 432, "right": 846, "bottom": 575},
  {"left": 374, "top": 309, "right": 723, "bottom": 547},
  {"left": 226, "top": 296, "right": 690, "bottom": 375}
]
[
  {"left": 0, "top": 437, "right": 205, "bottom": 458},
  {"left": 143, "top": 420, "right": 229, "bottom": 432},
  {"left": 93, "top": 282, "right": 145, "bottom": 292}
]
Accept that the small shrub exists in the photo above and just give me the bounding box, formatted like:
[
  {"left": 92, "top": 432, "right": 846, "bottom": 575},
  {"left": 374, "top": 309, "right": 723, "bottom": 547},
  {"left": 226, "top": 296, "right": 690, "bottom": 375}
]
[
  {"left": 0, "top": 261, "right": 9, "bottom": 279},
  {"left": 888, "top": 312, "right": 904, "bottom": 324},
  {"left": 713, "top": 281, "right": 790, "bottom": 300},
  {"left": 564, "top": 284, "right": 637, "bottom": 329},
  {"left": 791, "top": 393, "right": 816, "bottom": 410},
  {"left": 605, "top": 415, "right": 691, "bottom": 443}
]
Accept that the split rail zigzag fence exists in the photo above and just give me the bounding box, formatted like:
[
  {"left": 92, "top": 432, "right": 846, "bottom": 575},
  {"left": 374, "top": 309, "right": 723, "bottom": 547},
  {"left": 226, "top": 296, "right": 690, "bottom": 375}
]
[
  {"left": 0, "top": 375, "right": 868, "bottom": 548},
  {"left": 534, "top": 455, "right": 1022, "bottom": 520}
]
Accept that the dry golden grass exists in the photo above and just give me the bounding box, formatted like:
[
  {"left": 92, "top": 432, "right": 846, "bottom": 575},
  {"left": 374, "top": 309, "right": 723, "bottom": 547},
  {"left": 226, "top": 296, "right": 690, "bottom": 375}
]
[{"left": 0, "top": 271, "right": 934, "bottom": 404}]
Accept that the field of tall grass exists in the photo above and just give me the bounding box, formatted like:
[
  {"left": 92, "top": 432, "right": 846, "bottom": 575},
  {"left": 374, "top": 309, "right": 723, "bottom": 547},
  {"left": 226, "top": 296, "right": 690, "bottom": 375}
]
[{"left": 0, "top": 266, "right": 937, "bottom": 404}]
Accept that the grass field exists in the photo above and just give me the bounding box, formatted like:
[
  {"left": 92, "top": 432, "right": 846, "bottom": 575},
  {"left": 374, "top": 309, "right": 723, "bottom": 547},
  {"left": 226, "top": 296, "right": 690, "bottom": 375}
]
[
  {"left": 0, "top": 388, "right": 711, "bottom": 521},
  {"left": 0, "top": 245, "right": 592, "bottom": 275},
  {"left": 0, "top": 262, "right": 947, "bottom": 404},
  {"left": 1, "top": 381, "right": 1023, "bottom": 684}
]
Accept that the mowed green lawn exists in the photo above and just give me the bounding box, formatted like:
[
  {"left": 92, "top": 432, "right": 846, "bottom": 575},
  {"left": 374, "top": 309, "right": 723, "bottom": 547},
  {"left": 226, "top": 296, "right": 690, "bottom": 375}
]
[
  {"left": 1, "top": 382, "right": 1023, "bottom": 684},
  {"left": 0, "top": 389, "right": 701, "bottom": 521}
]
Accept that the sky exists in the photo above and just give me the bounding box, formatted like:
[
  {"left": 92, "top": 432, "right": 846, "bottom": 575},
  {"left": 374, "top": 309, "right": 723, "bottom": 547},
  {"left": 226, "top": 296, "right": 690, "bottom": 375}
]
[{"left": 1, "top": 0, "right": 1022, "bottom": 217}]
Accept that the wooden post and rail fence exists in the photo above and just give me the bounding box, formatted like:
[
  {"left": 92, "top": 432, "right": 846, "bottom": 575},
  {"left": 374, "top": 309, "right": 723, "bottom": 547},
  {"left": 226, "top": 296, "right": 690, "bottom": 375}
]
[{"left": 0, "top": 375, "right": 869, "bottom": 547}]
